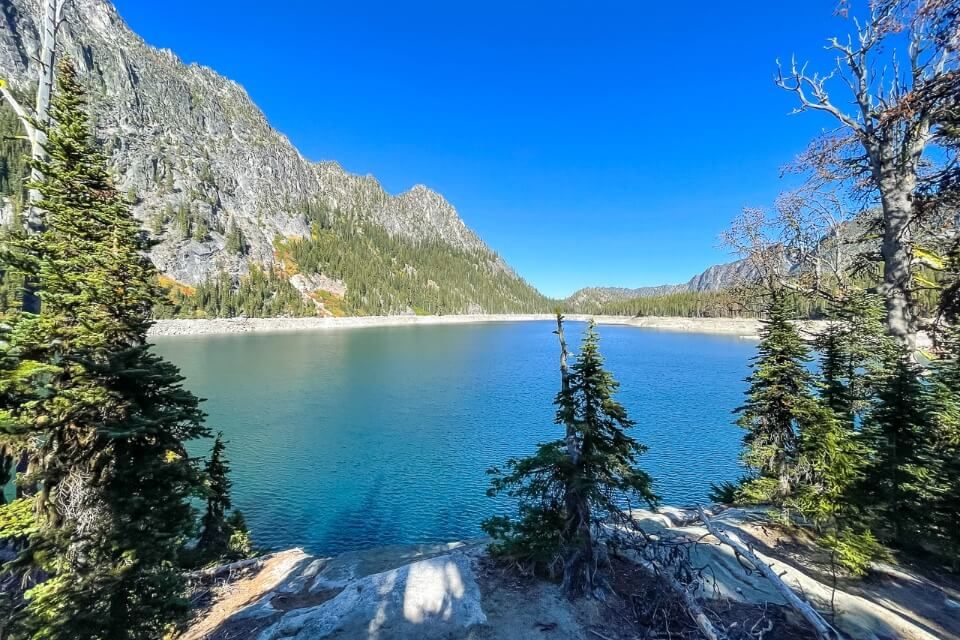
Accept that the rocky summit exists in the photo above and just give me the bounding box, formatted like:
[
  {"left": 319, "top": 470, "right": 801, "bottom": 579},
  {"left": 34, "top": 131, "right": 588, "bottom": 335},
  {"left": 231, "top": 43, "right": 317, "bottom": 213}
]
[
  {"left": 565, "top": 257, "right": 757, "bottom": 311},
  {"left": 0, "top": 0, "right": 547, "bottom": 316}
]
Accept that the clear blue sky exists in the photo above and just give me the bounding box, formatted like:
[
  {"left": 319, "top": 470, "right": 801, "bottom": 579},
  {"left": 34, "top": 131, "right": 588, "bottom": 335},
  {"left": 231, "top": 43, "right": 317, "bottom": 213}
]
[{"left": 113, "top": 0, "right": 849, "bottom": 298}]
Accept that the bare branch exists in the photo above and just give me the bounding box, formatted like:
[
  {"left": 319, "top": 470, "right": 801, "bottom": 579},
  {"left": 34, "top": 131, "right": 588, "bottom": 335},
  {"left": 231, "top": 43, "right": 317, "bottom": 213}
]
[
  {"left": 775, "top": 56, "right": 864, "bottom": 132},
  {"left": 0, "top": 83, "right": 37, "bottom": 146}
]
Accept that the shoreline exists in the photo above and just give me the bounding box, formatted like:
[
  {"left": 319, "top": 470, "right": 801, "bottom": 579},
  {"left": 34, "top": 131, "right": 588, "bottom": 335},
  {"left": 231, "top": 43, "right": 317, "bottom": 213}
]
[
  {"left": 183, "top": 506, "right": 951, "bottom": 640},
  {"left": 147, "top": 314, "right": 788, "bottom": 338}
]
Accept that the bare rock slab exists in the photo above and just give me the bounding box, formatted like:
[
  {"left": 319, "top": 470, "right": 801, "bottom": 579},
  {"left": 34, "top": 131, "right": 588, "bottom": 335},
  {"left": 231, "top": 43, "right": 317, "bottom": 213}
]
[{"left": 258, "top": 552, "right": 486, "bottom": 640}]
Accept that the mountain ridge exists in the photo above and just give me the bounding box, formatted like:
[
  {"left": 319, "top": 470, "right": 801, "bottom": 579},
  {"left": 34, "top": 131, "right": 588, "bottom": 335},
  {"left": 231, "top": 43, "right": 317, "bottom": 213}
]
[
  {"left": 0, "top": 0, "right": 761, "bottom": 318},
  {"left": 565, "top": 258, "right": 755, "bottom": 311},
  {"left": 0, "top": 0, "right": 542, "bottom": 315}
]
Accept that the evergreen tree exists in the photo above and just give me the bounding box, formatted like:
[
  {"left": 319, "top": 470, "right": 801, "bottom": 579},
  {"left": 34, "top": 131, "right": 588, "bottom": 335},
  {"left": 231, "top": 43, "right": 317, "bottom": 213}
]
[
  {"left": 0, "top": 318, "right": 30, "bottom": 505},
  {"left": 225, "top": 510, "right": 253, "bottom": 559},
  {"left": 224, "top": 218, "right": 247, "bottom": 255},
  {"left": 0, "top": 97, "right": 29, "bottom": 209},
  {"left": 192, "top": 214, "right": 209, "bottom": 242},
  {"left": 0, "top": 61, "right": 209, "bottom": 639},
  {"left": 814, "top": 293, "right": 887, "bottom": 427},
  {"left": 787, "top": 387, "right": 879, "bottom": 573},
  {"left": 789, "top": 400, "right": 863, "bottom": 524},
  {"left": 735, "top": 296, "right": 818, "bottom": 502},
  {"left": 148, "top": 212, "right": 165, "bottom": 237},
  {"left": 859, "top": 348, "right": 933, "bottom": 548},
  {"left": 926, "top": 327, "right": 960, "bottom": 567},
  {"left": 174, "top": 203, "right": 191, "bottom": 240},
  {"left": 484, "top": 317, "right": 657, "bottom": 597},
  {"left": 197, "top": 432, "right": 233, "bottom": 560}
]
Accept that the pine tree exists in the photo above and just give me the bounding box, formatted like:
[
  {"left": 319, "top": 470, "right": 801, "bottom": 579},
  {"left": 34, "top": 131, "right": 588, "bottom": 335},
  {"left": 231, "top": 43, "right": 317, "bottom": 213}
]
[
  {"left": 817, "top": 322, "right": 851, "bottom": 420},
  {"left": 0, "top": 61, "right": 209, "bottom": 639},
  {"left": 926, "top": 327, "right": 960, "bottom": 567},
  {"left": 789, "top": 400, "right": 863, "bottom": 522},
  {"left": 859, "top": 348, "right": 933, "bottom": 548},
  {"left": 735, "top": 296, "right": 819, "bottom": 502},
  {"left": 786, "top": 386, "right": 881, "bottom": 572},
  {"left": 484, "top": 316, "right": 657, "bottom": 597},
  {"left": 174, "top": 203, "right": 191, "bottom": 240},
  {"left": 224, "top": 218, "right": 247, "bottom": 255},
  {"left": 197, "top": 432, "right": 233, "bottom": 560},
  {"left": 0, "top": 317, "right": 32, "bottom": 506},
  {"left": 192, "top": 214, "right": 210, "bottom": 242},
  {"left": 815, "top": 293, "right": 887, "bottom": 427},
  {"left": 148, "top": 211, "right": 165, "bottom": 237},
  {"left": 225, "top": 510, "right": 253, "bottom": 559}
]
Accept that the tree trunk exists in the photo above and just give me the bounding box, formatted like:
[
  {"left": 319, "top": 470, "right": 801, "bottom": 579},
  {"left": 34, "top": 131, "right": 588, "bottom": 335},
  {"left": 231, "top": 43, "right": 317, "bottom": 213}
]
[
  {"left": 14, "top": 450, "right": 30, "bottom": 499},
  {"left": 22, "top": 0, "right": 64, "bottom": 314},
  {"left": 556, "top": 314, "right": 576, "bottom": 464},
  {"left": 877, "top": 162, "right": 917, "bottom": 350},
  {"left": 185, "top": 553, "right": 272, "bottom": 581},
  {"left": 0, "top": 0, "right": 67, "bottom": 314},
  {"left": 554, "top": 314, "right": 596, "bottom": 596},
  {"left": 778, "top": 467, "right": 792, "bottom": 499},
  {"left": 661, "top": 568, "right": 726, "bottom": 640},
  {"left": 27, "top": 0, "right": 58, "bottom": 220},
  {"left": 562, "top": 490, "right": 595, "bottom": 596}
]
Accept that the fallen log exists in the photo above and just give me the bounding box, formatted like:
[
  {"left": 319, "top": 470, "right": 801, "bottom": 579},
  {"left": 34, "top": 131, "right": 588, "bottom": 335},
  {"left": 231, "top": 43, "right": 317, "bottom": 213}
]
[
  {"left": 696, "top": 506, "right": 840, "bottom": 640},
  {"left": 611, "top": 522, "right": 726, "bottom": 640},
  {"left": 184, "top": 553, "right": 273, "bottom": 581},
  {"left": 663, "top": 568, "right": 726, "bottom": 640}
]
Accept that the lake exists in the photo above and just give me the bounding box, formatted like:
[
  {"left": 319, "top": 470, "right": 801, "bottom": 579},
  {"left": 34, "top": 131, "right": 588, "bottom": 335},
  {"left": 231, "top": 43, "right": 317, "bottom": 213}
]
[{"left": 152, "top": 321, "right": 756, "bottom": 554}]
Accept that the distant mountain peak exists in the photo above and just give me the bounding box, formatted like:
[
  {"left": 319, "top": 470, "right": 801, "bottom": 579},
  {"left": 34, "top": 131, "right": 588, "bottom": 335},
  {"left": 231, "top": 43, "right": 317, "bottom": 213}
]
[{"left": 566, "top": 258, "right": 757, "bottom": 309}]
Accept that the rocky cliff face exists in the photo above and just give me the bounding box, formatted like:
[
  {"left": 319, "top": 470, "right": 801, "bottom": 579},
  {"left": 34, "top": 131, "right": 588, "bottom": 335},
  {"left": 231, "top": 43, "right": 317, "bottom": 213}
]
[
  {"left": 566, "top": 258, "right": 756, "bottom": 310},
  {"left": 685, "top": 258, "right": 758, "bottom": 291},
  {"left": 565, "top": 208, "right": 929, "bottom": 312},
  {"left": 0, "top": 0, "right": 512, "bottom": 295}
]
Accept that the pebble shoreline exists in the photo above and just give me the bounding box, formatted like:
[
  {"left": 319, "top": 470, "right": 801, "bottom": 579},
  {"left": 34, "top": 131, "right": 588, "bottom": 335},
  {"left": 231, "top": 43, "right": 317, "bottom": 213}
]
[{"left": 147, "top": 314, "right": 779, "bottom": 338}]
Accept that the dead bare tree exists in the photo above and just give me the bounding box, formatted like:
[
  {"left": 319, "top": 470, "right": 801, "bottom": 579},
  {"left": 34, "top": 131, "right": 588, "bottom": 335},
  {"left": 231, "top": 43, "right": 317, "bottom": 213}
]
[
  {"left": 775, "top": 189, "right": 866, "bottom": 296},
  {"left": 720, "top": 207, "right": 792, "bottom": 314},
  {"left": 775, "top": 0, "right": 958, "bottom": 349},
  {"left": 0, "top": 0, "right": 71, "bottom": 314}
]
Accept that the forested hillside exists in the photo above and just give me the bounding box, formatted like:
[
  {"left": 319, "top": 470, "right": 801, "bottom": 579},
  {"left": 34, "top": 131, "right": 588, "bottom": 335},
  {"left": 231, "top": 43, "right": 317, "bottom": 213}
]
[
  {"left": 158, "top": 215, "right": 553, "bottom": 317},
  {"left": 590, "top": 280, "right": 945, "bottom": 319}
]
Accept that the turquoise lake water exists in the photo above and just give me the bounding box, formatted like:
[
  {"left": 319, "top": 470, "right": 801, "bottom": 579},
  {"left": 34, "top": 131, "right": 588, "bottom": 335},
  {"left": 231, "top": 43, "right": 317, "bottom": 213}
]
[{"left": 152, "top": 321, "right": 756, "bottom": 554}]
